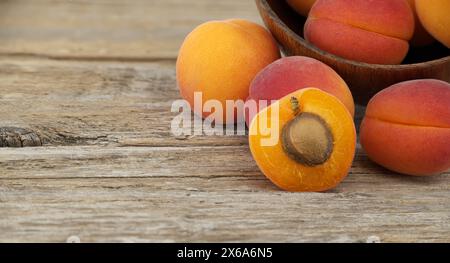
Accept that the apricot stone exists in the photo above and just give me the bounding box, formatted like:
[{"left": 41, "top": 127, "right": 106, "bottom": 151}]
[
  {"left": 304, "top": 0, "right": 415, "bottom": 64},
  {"left": 360, "top": 79, "right": 450, "bottom": 176},
  {"left": 249, "top": 88, "right": 356, "bottom": 192},
  {"left": 246, "top": 56, "right": 354, "bottom": 125},
  {"left": 177, "top": 19, "right": 280, "bottom": 124},
  {"left": 286, "top": 0, "right": 317, "bottom": 17},
  {"left": 415, "top": 0, "right": 450, "bottom": 48}
]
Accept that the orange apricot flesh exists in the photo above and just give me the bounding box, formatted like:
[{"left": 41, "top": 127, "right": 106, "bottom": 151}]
[{"left": 249, "top": 88, "right": 356, "bottom": 192}]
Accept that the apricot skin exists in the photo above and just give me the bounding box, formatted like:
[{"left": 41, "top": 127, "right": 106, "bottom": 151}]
[
  {"left": 415, "top": 0, "right": 450, "bottom": 48},
  {"left": 286, "top": 0, "right": 317, "bottom": 17},
  {"left": 176, "top": 19, "right": 280, "bottom": 124},
  {"left": 360, "top": 79, "right": 450, "bottom": 176},
  {"left": 406, "top": 0, "right": 435, "bottom": 47},
  {"left": 249, "top": 88, "right": 356, "bottom": 192},
  {"left": 304, "top": 0, "right": 414, "bottom": 64},
  {"left": 246, "top": 56, "right": 354, "bottom": 125}
]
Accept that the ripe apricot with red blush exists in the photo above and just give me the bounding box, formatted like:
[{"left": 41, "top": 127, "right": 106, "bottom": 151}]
[{"left": 360, "top": 79, "right": 450, "bottom": 176}]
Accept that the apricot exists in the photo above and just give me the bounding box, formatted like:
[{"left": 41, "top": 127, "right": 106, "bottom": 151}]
[
  {"left": 286, "top": 0, "right": 317, "bottom": 17},
  {"left": 360, "top": 79, "right": 450, "bottom": 176},
  {"left": 177, "top": 19, "right": 280, "bottom": 124},
  {"left": 415, "top": 0, "right": 450, "bottom": 48},
  {"left": 246, "top": 56, "right": 354, "bottom": 126},
  {"left": 406, "top": 0, "right": 435, "bottom": 46},
  {"left": 249, "top": 88, "right": 356, "bottom": 192},
  {"left": 304, "top": 0, "right": 415, "bottom": 65}
]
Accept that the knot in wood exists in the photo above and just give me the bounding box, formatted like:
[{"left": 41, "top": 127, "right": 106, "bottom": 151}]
[{"left": 0, "top": 127, "right": 42, "bottom": 147}]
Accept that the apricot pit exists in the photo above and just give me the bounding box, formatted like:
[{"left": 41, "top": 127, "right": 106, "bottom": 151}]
[{"left": 282, "top": 110, "right": 333, "bottom": 167}]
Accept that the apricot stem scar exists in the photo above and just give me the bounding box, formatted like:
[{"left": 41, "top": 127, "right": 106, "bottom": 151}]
[{"left": 290, "top": 96, "right": 301, "bottom": 115}]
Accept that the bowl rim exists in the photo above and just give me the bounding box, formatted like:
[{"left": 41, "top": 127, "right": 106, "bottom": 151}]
[{"left": 258, "top": 0, "right": 450, "bottom": 69}]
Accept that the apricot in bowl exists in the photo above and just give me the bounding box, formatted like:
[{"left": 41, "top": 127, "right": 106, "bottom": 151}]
[
  {"left": 304, "top": 0, "right": 415, "bottom": 65},
  {"left": 249, "top": 88, "right": 356, "bottom": 192},
  {"left": 286, "top": 0, "right": 316, "bottom": 17},
  {"left": 406, "top": 0, "right": 435, "bottom": 47},
  {"left": 415, "top": 0, "right": 450, "bottom": 48}
]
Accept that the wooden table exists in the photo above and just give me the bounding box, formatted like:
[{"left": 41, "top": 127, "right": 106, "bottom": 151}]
[{"left": 0, "top": 0, "right": 449, "bottom": 243}]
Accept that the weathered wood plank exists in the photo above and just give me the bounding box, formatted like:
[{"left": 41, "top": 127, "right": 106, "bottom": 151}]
[
  {"left": 0, "top": 145, "right": 421, "bottom": 180},
  {"left": 0, "top": 62, "right": 448, "bottom": 244},
  {"left": 0, "top": 58, "right": 250, "bottom": 147},
  {"left": 1, "top": 172, "right": 449, "bottom": 243},
  {"left": 0, "top": 0, "right": 448, "bottom": 244},
  {"left": 0, "top": 127, "right": 42, "bottom": 147},
  {"left": 0, "top": 144, "right": 448, "bottom": 242},
  {"left": 0, "top": 0, "right": 261, "bottom": 59},
  {"left": 0, "top": 58, "right": 365, "bottom": 147}
]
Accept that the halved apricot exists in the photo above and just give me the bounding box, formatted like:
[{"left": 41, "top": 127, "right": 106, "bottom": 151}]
[{"left": 249, "top": 88, "right": 356, "bottom": 192}]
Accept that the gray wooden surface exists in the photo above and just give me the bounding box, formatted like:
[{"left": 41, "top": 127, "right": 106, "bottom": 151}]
[{"left": 0, "top": 0, "right": 449, "bottom": 243}]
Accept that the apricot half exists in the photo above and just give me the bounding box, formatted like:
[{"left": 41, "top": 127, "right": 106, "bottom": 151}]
[
  {"left": 249, "top": 88, "right": 356, "bottom": 192},
  {"left": 360, "top": 79, "right": 450, "bottom": 176}
]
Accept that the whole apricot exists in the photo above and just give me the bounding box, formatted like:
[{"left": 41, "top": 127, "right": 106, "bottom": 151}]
[
  {"left": 246, "top": 56, "right": 354, "bottom": 126},
  {"left": 360, "top": 79, "right": 450, "bottom": 176},
  {"left": 406, "top": 0, "right": 435, "bottom": 46},
  {"left": 177, "top": 19, "right": 280, "bottom": 124},
  {"left": 415, "top": 0, "right": 450, "bottom": 48},
  {"left": 304, "top": 0, "right": 415, "bottom": 64},
  {"left": 249, "top": 88, "right": 356, "bottom": 192}
]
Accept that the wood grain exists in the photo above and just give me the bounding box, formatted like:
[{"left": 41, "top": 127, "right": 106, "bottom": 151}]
[
  {"left": 0, "top": 0, "right": 261, "bottom": 60},
  {"left": 0, "top": 144, "right": 419, "bottom": 180},
  {"left": 0, "top": 58, "right": 365, "bottom": 147},
  {"left": 1, "top": 146, "right": 449, "bottom": 243},
  {"left": 0, "top": 0, "right": 449, "bottom": 243},
  {"left": 0, "top": 58, "right": 247, "bottom": 147}
]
